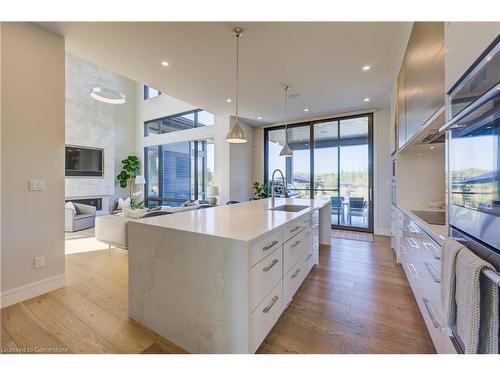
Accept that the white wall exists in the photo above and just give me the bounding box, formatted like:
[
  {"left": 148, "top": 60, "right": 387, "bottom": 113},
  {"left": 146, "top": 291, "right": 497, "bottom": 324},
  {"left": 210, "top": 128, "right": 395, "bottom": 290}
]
[
  {"left": 229, "top": 117, "right": 255, "bottom": 202},
  {"left": 65, "top": 53, "right": 136, "bottom": 212},
  {"left": 252, "top": 108, "right": 393, "bottom": 236},
  {"left": 373, "top": 109, "right": 392, "bottom": 235},
  {"left": 1, "top": 23, "right": 65, "bottom": 307}
]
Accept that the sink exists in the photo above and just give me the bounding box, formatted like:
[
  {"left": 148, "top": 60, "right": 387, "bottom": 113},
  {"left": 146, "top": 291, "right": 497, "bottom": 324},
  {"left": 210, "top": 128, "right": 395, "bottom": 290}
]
[{"left": 269, "top": 204, "right": 309, "bottom": 213}]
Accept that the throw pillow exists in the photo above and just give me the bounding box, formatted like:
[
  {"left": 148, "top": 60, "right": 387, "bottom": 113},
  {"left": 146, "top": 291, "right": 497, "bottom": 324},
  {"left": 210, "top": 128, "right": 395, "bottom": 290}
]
[
  {"left": 65, "top": 201, "right": 76, "bottom": 212},
  {"left": 118, "top": 197, "right": 131, "bottom": 211},
  {"left": 123, "top": 207, "right": 148, "bottom": 219}
]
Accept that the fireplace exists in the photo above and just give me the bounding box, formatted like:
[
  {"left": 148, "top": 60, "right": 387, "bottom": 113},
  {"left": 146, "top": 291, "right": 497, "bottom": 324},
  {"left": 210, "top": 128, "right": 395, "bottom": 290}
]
[{"left": 66, "top": 197, "right": 102, "bottom": 211}]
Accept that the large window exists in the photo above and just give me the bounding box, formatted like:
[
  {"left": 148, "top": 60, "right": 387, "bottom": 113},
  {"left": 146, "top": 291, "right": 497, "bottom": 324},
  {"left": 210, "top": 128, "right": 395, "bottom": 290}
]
[
  {"left": 265, "top": 113, "right": 373, "bottom": 232},
  {"left": 144, "top": 109, "right": 215, "bottom": 137},
  {"left": 145, "top": 139, "right": 214, "bottom": 208}
]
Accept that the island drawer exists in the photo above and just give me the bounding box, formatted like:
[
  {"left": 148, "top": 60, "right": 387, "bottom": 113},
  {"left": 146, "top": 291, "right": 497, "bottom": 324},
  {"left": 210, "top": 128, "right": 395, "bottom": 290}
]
[
  {"left": 249, "top": 229, "right": 283, "bottom": 267},
  {"left": 249, "top": 281, "right": 283, "bottom": 353},
  {"left": 249, "top": 247, "right": 282, "bottom": 313},
  {"left": 283, "top": 259, "right": 304, "bottom": 306},
  {"left": 284, "top": 218, "right": 305, "bottom": 242},
  {"left": 283, "top": 230, "right": 307, "bottom": 274}
]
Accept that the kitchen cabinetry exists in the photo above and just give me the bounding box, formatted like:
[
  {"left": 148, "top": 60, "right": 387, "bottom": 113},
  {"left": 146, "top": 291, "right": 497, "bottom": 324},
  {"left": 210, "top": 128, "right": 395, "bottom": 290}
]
[
  {"left": 397, "top": 22, "right": 445, "bottom": 148},
  {"left": 396, "top": 209, "right": 456, "bottom": 354},
  {"left": 445, "top": 22, "right": 500, "bottom": 93},
  {"left": 128, "top": 199, "right": 328, "bottom": 353}
]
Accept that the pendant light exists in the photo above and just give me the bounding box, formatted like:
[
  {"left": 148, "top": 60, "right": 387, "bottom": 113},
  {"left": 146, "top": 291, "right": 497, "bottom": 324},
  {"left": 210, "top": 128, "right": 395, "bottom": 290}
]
[
  {"left": 225, "top": 27, "right": 247, "bottom": 144},
  {"left": 279, "top": 84, "right": 293, "bottom": 157}
]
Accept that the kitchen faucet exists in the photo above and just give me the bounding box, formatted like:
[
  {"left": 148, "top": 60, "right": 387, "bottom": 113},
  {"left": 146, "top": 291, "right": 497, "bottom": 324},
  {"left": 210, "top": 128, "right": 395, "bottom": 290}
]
[{"left": 270, "top": 169, "right": 287, "bottom": 207}]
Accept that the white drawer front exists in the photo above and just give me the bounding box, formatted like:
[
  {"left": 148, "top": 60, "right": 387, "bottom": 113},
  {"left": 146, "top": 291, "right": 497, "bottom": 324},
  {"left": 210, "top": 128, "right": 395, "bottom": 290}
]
[
  {"left": 303, "top": 249, "right": 314, "bottom": 278},
  {"left": 284, "top": 230, "right": 307, "bottom": 274},
  {"left": 418, "top": 296, "right": 444, "bottom": 353},
  {"left": 249, "top": 281, "right": 283, "bottom": 353},
  {"left": 284, "top": 218, "right": 304, "bottom": 242},
  {"left": 284, "top": 260, "right": 304, "bottom": 306},
  {"left": 302, "top": 212, "right": 313, "bottom": 227},
  {"left": 249, "top": 229, "right": 283, "bottom": 267},
  {"left": 249, "top": 246, "right": 283, "bottom": 313}
]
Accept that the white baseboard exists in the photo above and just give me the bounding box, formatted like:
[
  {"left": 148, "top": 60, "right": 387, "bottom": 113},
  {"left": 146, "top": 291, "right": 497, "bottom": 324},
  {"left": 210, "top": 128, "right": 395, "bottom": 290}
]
[
  {"left": 375, "top": 227, "right": 391, "bottom": 236},
  {"left": 0, "top": 273, "right": 65, "bottom": 308}
]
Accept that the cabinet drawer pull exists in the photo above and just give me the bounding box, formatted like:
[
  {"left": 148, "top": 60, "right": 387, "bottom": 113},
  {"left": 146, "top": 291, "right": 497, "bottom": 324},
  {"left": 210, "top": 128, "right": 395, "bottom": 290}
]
[
  {"left": 262, "top": 258, "right": 279, "bottom": 272},
  {"left": 291, "top": 268, "right": 301, "bottom": 279},
  {"left": 407, "top": 224, "right": 419, "bottom": 234},
  {"left": 263, "top": 296, "right": 279, "bottom": 313},
  {"left": 290, "top": 225, "right": 301, "bottom": 233},
  {"left": 262, "top": 240, "right": 279, "bottom": 251},
  {"left": 422, "top": 298, "right": 440, "bottom": 329},
  {"left": 407, "top": 238, "right": 419, "bottom": 248},
  {"left": 424, "top": 262, "right": 440, "bottom": 283},
  {"left": 291, "top": 240, "right": 301, "bottom": 248},
  {"left": 408, "top": 263, "right": 418, "bottom": 277},
  {"left": 305, "top": 254, "right": 312, "bottom": 262},
  {"left": 422, "top": 242, "right": 441, "bottom": 260}
]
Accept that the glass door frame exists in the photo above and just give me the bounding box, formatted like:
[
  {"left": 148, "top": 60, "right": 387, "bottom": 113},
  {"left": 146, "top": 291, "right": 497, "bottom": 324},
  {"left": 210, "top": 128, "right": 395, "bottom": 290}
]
[{"left": 264, "top": 112, "right": 374, "bottom": 232}]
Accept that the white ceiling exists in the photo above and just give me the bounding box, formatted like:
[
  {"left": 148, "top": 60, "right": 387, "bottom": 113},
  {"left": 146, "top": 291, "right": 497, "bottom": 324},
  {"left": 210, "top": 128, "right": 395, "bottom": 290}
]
[{"left": 39, "top": 22, "right": 412, "bottom": 126}]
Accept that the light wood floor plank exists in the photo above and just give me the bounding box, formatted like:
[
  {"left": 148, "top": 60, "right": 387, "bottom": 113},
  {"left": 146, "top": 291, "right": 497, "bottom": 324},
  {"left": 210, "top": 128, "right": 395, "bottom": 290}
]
[
  {"left": 1, "top": 303, "right": 70, "bottom": 353},
  {"left": 23, "top": 293, "right": 119, "bottom": 354}
]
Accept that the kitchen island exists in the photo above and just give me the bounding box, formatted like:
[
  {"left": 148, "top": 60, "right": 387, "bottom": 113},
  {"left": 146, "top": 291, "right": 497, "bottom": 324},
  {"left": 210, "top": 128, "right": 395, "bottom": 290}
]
[{"left": 128, "top": 198, "right": 331, "bottom": 353}]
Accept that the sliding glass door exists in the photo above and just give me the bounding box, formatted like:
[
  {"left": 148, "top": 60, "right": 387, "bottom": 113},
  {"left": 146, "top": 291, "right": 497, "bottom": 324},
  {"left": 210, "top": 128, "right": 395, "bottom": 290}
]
[{"left": 265, "top": 113, "right": 373, "bottom": 232}]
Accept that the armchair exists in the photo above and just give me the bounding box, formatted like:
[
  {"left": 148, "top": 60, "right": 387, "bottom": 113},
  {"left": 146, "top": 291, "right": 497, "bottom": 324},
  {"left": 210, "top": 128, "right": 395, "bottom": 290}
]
[{"left": 65, "top": 203, "right": 97, "bottom": 232}]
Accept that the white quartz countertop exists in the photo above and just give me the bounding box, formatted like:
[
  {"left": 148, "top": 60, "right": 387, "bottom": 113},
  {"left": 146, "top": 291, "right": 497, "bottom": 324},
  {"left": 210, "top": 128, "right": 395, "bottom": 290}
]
[
  {"left": 134, "top": 198, "right": 330, "bottom": 242},
  {"left": 398, "top": 204, "right": 448, "bottom": 245}
]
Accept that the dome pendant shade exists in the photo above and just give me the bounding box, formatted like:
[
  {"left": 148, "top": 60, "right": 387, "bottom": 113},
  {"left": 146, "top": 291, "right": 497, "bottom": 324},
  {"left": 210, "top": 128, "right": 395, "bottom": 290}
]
[
  {"left": 279, "top": 141, "right": 293, "bottom": 157},
  {"left": 225, "top": 119, "right": 247, "bottom": 143}
]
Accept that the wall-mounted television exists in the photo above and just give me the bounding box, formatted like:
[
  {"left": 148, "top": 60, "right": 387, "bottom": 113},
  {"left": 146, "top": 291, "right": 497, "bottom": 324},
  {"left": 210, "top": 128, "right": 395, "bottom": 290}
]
[{"left": 65, "top": 146, "right": 104, "bottom": 177}]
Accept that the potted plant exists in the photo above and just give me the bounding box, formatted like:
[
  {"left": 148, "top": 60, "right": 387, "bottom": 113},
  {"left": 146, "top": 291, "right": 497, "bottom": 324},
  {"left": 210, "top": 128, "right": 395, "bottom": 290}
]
[
  {"left": 252, "top": 182, "right": 271, "bottom": 199},
  {"left": 117, "top": 155, "right": 140, "bottom": 200}
]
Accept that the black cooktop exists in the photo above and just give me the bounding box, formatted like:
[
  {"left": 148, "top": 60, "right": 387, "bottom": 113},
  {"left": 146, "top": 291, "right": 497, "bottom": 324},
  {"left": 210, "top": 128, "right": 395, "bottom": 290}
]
[{"left": 411, "top": 210, "right": 446, "bottom": 225}]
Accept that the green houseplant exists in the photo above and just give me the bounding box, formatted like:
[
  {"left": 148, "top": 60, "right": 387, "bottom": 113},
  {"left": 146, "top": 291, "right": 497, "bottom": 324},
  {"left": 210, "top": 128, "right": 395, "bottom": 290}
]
[
  {"left": 117, "top": 155, "right": 140, "bottom": 199},
  {"left": 253, "top": 182, "right": 271, "bottom": 199}
]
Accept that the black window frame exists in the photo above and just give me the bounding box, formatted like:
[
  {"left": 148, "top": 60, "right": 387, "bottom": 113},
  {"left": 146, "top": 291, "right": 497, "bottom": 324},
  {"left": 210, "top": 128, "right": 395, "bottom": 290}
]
[
  {"left": 144, "top": 109, "right": 214, "bottom": 137},
  {"left": 144, "top": 140, "right": 211, "bottom": 208},
  {"left": 264, "top": 112, "right": 374, "bottom": 232}
]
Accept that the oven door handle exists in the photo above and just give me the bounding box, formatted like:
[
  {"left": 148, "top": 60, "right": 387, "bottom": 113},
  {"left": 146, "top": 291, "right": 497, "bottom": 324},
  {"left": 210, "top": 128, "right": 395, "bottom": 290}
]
[{"left": 439, "top": 83, "right": 500, "bottom": 133}]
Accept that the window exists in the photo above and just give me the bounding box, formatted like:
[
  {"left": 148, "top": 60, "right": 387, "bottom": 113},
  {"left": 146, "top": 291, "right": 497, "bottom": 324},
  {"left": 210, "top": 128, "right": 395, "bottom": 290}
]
[
  {"left": 143, "top": 85, "right": 163, "bottom": 100},
  {"left": 144, "top": 139, "right": 214, "bottom": 208},
  {"left": 264, "top": 113, "right": 374, "bottom": 232},
  {"left": 144, "top": 109, "right": 215, "bottom": 137}
]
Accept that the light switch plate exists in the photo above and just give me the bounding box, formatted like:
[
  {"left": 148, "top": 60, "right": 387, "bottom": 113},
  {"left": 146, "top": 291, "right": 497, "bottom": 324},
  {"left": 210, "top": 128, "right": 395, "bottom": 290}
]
[
  {"left": 29, "top": 179, "right": 46, "bottom": 191},
  {"left": 34, "top": 256, "right": 45, "bottom": 269}
]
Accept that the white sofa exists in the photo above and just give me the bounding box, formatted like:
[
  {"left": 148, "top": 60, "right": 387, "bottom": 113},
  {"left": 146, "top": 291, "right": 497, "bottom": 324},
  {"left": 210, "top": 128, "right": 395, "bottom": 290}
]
[{"left": 95, "top": 205, "right": 201, "bottom": 249}]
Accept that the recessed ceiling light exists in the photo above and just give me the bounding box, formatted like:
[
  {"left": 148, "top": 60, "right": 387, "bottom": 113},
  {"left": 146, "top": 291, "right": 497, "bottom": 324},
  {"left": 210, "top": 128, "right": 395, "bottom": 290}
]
[
  {"left": 304, "top": 108, "right": 309, "bottom": 112},
  {"left": 161, "top": 61, "right": 169, "bottom": 67},
  {"left": 362, "top": 65, "right": 371, "bottom": 71},
  {"left": 257, "top": 117, "right": 263, "bottom": 120},
  {"left": 418, "top": 152, "right": 423, "bottom": 156},
  {"left": 364, "top": 98, "right": 370, "bottom": 102},
  {"left": 226, "top": 98, "right": 232, "bottom": 103},
  {"left": 430, "top": 146, "right": 435, "bottom": 149}
]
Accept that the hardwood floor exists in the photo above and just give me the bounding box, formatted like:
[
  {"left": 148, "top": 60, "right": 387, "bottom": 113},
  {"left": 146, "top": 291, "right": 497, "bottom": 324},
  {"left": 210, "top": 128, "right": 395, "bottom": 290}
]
[
  {"left": 1, "top": 236, "right": 435, "bottom": 354},
  {"left": 257, "top": 236, "right": 435, "bottom": 353}
]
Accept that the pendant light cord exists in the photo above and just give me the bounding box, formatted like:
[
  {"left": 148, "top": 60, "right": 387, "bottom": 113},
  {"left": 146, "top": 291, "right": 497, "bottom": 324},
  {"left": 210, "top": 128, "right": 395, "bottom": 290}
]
[
  {"left": 284, "top": 85, "right": 289, "bottom": 144},
  {"left": 235, "top": 33, "right": 240, "bottom": 120}
]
